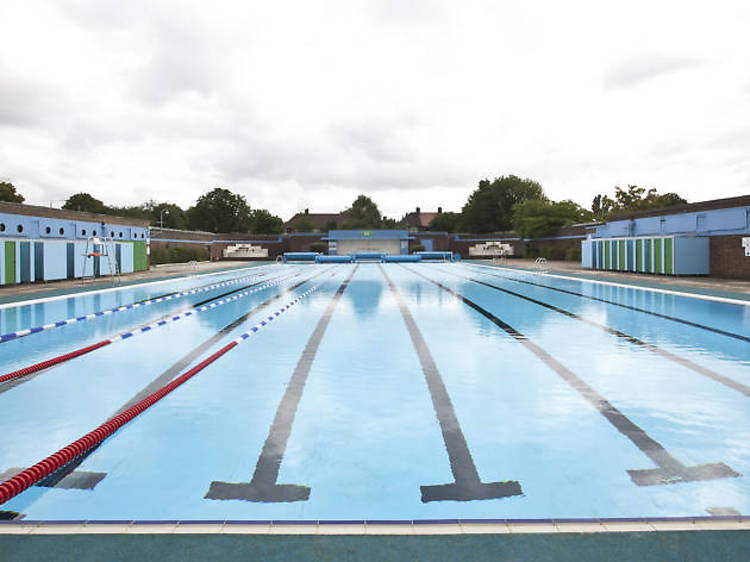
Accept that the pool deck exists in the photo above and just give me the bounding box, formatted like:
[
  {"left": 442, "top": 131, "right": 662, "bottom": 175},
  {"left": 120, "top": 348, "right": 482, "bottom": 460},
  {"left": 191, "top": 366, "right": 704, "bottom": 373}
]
[
  {"left": 468, "top": 259, "right": 750, "bottom": 301},
  {"left": 0, "top": 260, "right": 271, "bottom": 306},
  {"left": 1, "top": 517, "right": 748, "bottom": 535}
]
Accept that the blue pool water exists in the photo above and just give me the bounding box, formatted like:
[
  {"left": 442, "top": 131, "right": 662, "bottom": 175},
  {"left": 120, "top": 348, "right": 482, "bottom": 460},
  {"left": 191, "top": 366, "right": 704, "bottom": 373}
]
[{"left": 0, "top": 262, "right": 749, "bottom": 520}]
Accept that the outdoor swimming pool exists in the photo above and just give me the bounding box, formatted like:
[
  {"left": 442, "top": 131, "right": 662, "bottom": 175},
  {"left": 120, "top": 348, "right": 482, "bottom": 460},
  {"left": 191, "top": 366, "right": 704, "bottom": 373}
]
[{"left": 0, "top": 262, "right": 749, "bottom": 521}]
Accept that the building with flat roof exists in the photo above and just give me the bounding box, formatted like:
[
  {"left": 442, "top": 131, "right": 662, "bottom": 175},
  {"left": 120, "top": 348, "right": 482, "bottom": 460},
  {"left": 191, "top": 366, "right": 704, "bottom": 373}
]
[
  {"left": 326, "top": 230, "right": 410, "bottom": 256},
  {"left": 0, "top": 202, "right": 150, "bottom": 285}
]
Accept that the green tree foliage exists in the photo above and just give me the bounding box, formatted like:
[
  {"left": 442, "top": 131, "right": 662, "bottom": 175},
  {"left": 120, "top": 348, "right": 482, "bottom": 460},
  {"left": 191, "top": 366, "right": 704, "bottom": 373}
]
[
  {"left": 149, "top": 202, "right": 188, "bottom": 229},
  {"left": 187, "top": 188, "right": 252, "bottom": 233},
  {"left": 461, "top": 175, "right": 545, "bottom": 233},
  {"left": 341, "top": 195, "right": 382, "bottom": 229},
  {"left": 428, "top": 212, "right": 461, "bottom": 232},
  {"left": 107, "top": 204, "right": 151, "bottom": 222},
  {"left": 0, "top": 181, "right": 24, "bottom": 203},
  {"left": 250, "top": 209, "right": 284, "bottom": 234},
  {"left": 591, "top": 194, "right": 614, "bottom": 220},
  {"left": 381, "top": 216, "right": 398, "bottom": 229},
  {"left": 591, "top": 185, "right": 687, "bottom": 218},
  {"left": 324, "top": 219, "right": 338, "bottom": 231},
  {"left": 107, "top": 201, "right": 188, "bottom": 229},
  {"left": 62, "top": 192, "right": 108, "bottom": 214},
  {"left": 513, "top": 199, "right": 593, "bottom": 239}
]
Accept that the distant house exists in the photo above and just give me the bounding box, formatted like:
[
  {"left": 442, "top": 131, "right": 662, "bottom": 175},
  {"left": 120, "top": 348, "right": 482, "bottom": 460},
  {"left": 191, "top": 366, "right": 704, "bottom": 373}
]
[
  {"left": 401, "top": 207, "right": 444, "bottom": 231},
  {"left": 284, "top": 209, "right": 342, "bottom": 233}
]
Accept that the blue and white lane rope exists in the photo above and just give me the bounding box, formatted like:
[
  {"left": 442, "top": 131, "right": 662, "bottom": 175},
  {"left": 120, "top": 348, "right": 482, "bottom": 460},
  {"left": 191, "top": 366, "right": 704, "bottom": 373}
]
[
  {"left": 232, "top": 275, "right": 335, "bottom": 343},
  {"left": 0, "top": 268, "right": 284, "bottom": 343},
  {"left": 0, "top": 271, "right": 308, "bottom": 385},
  {"left": 101, "top": 273, "right": 302, "bottom": 342}
]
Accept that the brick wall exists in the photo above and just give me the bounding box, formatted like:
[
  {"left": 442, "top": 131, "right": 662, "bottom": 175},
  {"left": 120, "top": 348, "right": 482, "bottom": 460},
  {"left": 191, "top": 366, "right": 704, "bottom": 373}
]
[{"left": 710, "top": 235, "right": 750, "bottom": 279}]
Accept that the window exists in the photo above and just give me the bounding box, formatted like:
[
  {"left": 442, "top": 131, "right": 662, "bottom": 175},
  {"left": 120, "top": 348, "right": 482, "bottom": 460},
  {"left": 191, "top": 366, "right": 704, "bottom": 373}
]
[
  {"left": 110, "top": 231, "right": 114, "bottom": 237},
  {"left": 81, "top": 229, "right": 87, "bottom": 236},
  {"left": 119, "top": 232, "right": 123, "bottom": 238},
  {"left": 93, "top": 230, "right": 97, "bottom": 236},
  {"left": 0, "top": 224, "right": 5, "bottom": 232},
  {"left": 141, "top": 233, "right": 145, "bottom": 238},
  {"left": 59, "top": 227, "right": 65, "bottom": 235},
  {"left": 45, "top": 226, "right": 51, "bottom": 234},
  {"left": 16, "top": 224, "right": 23, "bottom": 233}
]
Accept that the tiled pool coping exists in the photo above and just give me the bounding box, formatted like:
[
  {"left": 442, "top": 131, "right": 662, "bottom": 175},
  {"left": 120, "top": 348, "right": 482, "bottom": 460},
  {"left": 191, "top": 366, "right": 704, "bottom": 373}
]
[{"left": 1, "top": 517, "right": 748, "bottom": 535}]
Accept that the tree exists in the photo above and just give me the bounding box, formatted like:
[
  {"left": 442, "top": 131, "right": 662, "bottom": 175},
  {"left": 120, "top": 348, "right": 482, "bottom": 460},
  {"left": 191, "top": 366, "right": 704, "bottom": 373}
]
[
  {"left": 324, "top": 219, "right": 338, "bottom": 231},
  {"left": 513, "top": 199, "right": 593, "bottom": 239},
  {"left": 149, "top": 202, "right": 188, "bottom": 229},
  {"left": 62, "top": 193, "right": 108, "bottom": 214},
  {"left": 428, "top": 212, "right": 461, "bottom": 232},
  {"left": 341, "top": 195, "right": 382, "bottom": 229},
  {"left": 460, "top": 175, "right": 545, "bottom": 233},
  {"left": 591, "top": 194, "right": 614, "bottom": 220},
  {"left": 381, "top": 216, "right": 398, "bottom": 229},
  {"left": 0, "top": 181, "right": 24, "bottom": 203},
  {"left": 653, "top": 192, "right": 687, "bottom": 207},
  {"left": 591, "top": 185, "right": 687, "bottom": 218},
  {"left": 251, "top": 209, "right": 284, "bottom": 234},
  {"left": 187, "top": 188, "right": 252, "bottom": 233},
  {"left": 108, "top": 204, "right": 151, "bottom": 222}
]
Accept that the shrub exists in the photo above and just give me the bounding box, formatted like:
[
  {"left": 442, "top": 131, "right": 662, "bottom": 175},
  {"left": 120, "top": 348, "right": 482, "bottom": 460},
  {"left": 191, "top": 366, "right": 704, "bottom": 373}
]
[
  {"left": 150, "top": 245, "right": 209, "bottom": 265},
  {"left": 412, "top": 244, "right": 426, "bottom": 253},
  {"left": 525, "top": 246, "right": 540, "bottom": 259},
  {"left": 547, "top": 247, "right": 566, "bottom": 261},
  {"left": 565, "top": 246, "right": 581, "bottom": 262},
  {"left": 309, "top": 242, "right": 327, "bottom": 254}
]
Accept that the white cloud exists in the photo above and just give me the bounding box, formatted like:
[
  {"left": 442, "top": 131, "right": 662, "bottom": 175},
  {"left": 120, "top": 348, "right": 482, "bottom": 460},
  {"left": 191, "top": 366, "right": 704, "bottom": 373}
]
[
  {"left": 603, "top": 55, "right": 703, "bottom": 90},
  {"left": 0, "top": 0, "right": 748, "bottom": 221}
]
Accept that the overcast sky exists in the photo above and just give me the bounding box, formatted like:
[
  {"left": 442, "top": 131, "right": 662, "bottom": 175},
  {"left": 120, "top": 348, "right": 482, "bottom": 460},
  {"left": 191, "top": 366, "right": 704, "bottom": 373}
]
[{"left": 1, "top": 0, "right": 748, "bottom": 220}]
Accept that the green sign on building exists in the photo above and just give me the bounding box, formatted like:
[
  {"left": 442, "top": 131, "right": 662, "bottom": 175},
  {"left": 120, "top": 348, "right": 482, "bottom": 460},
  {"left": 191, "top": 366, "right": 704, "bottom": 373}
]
[{"left": 360, "top": 231, "right": 373, "bottom": 237}]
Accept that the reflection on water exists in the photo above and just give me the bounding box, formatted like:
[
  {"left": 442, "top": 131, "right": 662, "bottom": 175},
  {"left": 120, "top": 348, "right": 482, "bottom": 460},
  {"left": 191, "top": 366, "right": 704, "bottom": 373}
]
[{"left": 346, "top": 280, "right": 383, "bottom": 318}]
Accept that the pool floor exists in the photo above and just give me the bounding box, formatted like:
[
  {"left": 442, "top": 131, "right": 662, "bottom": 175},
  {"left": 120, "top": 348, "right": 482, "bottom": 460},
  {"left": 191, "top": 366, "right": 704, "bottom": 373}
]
[{"left": 0, "top": 262, "right": 749, "bottom": 521}]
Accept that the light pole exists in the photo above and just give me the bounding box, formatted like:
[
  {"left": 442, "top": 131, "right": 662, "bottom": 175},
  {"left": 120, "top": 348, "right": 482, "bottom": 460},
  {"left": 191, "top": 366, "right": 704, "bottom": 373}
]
[{"left": 159, "top": 208, "right": 169, "bottom": 229}]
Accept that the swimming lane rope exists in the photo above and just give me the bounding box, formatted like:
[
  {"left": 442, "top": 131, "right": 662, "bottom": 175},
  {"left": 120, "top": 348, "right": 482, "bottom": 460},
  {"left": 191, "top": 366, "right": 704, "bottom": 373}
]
[{"left": 0, "top": 273, "right": 335, "bottom": 505}]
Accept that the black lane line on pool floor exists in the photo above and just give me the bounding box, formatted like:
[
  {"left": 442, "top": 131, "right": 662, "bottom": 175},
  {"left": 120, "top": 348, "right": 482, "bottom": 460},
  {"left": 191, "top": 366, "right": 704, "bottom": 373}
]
[
  {"left": 381, "top": 265, "right": 522, "bottom": 503},
  {"left": 465, "top": 263, "right": 750, "bottom": 344},
  {"left": 437, "top": 266, "right": 750, "bottom": 399},
  {"left": 0, "top": 269, "right": 301, "bottom": 397},
  {"left": 402, "top": 265, "right": 740, "bottom": 487},
  {"left": 0, "top": 269, "right": 331, "bottom": 493},
  {"left": 205, "top": 265, "right": 358, "bottom": 503}
]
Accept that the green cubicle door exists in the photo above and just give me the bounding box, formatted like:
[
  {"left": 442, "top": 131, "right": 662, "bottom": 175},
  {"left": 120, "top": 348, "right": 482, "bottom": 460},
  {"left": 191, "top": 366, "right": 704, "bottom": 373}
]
[
  {"left": 4, "top": 242, "right": 15, "bottom": 284},
  {"left": 636, "top": 239, "right": 643, "bottom": 272}
]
